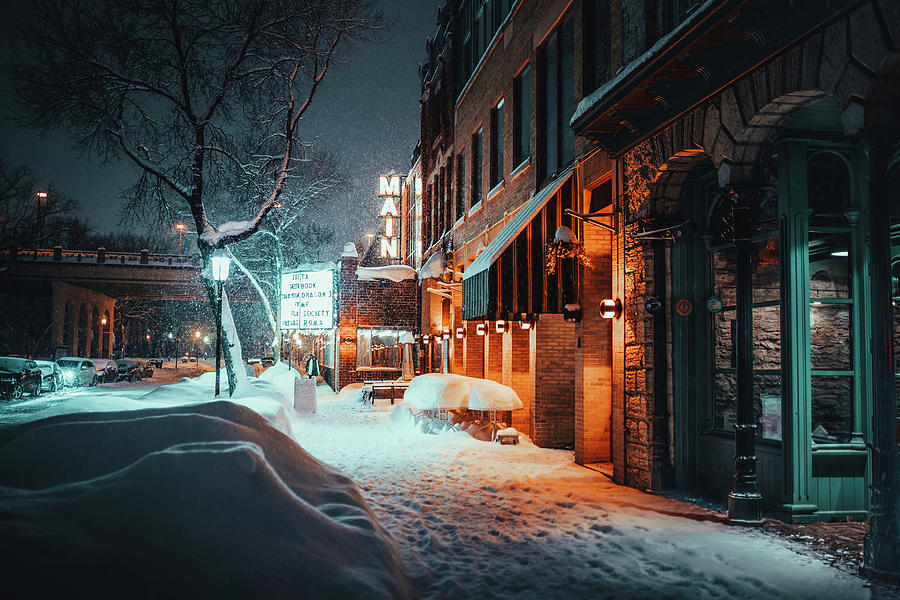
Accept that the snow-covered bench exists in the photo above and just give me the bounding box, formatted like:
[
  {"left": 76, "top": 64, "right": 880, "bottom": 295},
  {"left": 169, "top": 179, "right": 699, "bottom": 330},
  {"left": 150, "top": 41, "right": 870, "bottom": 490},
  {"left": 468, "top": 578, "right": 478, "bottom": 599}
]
[{"left": 362, "top": 379, "right": 410, "bottom": 405}]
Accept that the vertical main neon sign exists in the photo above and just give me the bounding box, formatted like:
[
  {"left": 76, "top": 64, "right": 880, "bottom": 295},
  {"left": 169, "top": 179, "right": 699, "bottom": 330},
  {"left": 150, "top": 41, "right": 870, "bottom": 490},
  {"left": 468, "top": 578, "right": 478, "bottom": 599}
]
[{"left": 378, "top": 175, "right": 402, "bottom": 259}]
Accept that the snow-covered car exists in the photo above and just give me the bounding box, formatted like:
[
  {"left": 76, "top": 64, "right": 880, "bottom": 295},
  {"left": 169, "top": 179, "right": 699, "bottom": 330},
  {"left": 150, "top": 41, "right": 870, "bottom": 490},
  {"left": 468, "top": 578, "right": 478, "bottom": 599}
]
[
  {"left": 148, "top": 358, "right": 164, "bottom": 368},
  {"left": 180, "top": 355, "right": 197, "bottom": 363},
  {"left": 0, "top": 357, "right": 43, "bottom": 399},
  {"left": 92, "top": 358, "right": 118, "bottom": 383},
  {"left": 57, "top": 358, "right": 98, "bottom": 387},
  {"left": 35, "top": 360, "right": 65, "bottom": 392},
  {"left": 260, "top": 356, "right": 275, "bottom": 367},
  {"left": 116, "top": 359, "right": 146, "bottom": 381}
]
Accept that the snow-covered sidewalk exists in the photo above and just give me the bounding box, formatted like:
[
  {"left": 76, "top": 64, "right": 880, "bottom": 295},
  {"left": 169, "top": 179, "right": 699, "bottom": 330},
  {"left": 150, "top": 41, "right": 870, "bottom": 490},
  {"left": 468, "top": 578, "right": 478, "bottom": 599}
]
[{"left": 292, "top": 386, "right": 871, "bottom": 600}]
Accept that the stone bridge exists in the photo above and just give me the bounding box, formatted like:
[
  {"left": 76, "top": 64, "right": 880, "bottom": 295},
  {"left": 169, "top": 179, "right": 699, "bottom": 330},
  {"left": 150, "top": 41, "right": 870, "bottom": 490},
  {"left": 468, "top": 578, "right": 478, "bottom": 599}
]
[{"left": 0, "top": 246, "right": 256, "bottom": 357}]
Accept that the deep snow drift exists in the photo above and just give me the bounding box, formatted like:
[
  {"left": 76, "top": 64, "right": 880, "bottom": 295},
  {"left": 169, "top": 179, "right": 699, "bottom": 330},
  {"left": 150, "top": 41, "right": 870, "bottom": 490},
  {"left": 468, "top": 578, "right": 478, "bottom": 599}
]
[{"left": 0, "top": 373, "right": 412, "bottom": 598}]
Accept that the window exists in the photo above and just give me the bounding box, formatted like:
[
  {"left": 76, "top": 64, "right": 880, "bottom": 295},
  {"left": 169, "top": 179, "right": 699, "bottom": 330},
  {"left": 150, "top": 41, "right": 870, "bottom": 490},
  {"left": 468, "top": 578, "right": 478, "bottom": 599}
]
[
  {"left": 356, "top": 328, "right": 410, "bottom": 369},
  {"left": 491, "top": 98, "right": 505, "bottom": 188},
  {"left": 471, "top": 128, "right": 483, "bottom": 207},
  {"left": 584, "top": 0, "right": 611, "bottom": 93},
  {"left": 538, "top": 13, "right": 574, "bottom": 183},
  {"left": 514, "top": 65, "right": 531, "bottom": 167},
  {"left": 456, "top": 149, "right": 466, "bottom": 220}
]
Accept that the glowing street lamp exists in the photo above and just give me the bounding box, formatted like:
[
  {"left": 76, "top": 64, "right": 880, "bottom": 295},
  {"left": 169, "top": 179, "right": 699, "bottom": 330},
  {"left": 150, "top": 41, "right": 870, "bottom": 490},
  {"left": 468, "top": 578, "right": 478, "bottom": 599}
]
[
  {"left": 35, "top": 190, "right": 49, "bottom": 256},
  {"left": 211, "top": 252, "right": 231, "bottom": 397},
  {"left": 174, "top": 222, "right": 186, "bottom": 254}
]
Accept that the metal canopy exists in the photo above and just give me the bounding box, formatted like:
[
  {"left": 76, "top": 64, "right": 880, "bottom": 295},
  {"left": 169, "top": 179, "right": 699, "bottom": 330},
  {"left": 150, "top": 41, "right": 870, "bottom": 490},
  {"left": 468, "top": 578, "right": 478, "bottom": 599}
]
[{"left": 462, "top": 166, "right": 574, "bottom": 320}]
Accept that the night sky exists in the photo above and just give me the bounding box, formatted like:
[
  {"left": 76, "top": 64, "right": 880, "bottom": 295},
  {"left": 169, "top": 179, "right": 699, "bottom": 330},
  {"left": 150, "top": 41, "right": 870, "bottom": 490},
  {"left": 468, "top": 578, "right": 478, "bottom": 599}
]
[{"left": 0, "top": 0, "right": 441, "bottom": 249}]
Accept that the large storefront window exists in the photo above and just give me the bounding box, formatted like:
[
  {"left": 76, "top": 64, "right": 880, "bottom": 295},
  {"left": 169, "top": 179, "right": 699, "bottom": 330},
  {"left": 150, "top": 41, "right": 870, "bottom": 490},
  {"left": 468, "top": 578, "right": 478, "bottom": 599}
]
[
  {"left": 356, "top": 328, "right": 409, "bottom": 369},
  {"left": 710, "top": 236, "right": 782, "bottom": 439},
  {"left": 807, "top": 150, "right": 855, "bottom": 443}
]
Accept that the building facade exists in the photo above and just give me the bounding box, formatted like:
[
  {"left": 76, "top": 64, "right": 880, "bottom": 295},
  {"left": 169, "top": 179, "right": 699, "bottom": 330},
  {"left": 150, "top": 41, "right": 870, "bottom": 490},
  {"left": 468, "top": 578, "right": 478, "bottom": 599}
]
[{"left": 414, "top": 0, "right": 899, "bottom": 522}]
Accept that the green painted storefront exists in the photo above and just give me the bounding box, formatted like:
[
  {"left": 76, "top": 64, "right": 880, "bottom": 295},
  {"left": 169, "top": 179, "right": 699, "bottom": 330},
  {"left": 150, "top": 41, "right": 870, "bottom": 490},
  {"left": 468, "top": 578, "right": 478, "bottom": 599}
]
[{"left": 671, "top": 99, "right": 898, "bottom": 522}]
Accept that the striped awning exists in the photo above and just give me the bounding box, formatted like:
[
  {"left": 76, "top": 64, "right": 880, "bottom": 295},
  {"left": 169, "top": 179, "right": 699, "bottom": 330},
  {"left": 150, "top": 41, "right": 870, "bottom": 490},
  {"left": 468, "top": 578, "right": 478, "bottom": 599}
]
[{"left": 462, "top": 166, "right": 574, "bottom": 320}]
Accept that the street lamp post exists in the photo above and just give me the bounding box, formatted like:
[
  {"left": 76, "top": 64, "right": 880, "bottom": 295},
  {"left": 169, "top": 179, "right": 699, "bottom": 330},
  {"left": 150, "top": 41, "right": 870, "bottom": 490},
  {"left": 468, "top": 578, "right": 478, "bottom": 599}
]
[
  {"left": 175, "top": 222, "right": 186, "bottom": 255},
  {"left": 35, "top": 191, "right": 48, "bottom": 257},
  {"left": 211, "top": 253, "right": 231, "bottom": 397}
]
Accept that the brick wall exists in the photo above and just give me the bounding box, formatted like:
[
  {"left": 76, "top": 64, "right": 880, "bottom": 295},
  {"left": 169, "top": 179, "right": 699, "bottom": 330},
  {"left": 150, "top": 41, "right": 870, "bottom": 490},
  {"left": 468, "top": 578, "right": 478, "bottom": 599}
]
[
  {"left": 485, "top": 328, "right": 503, "bottom": 383},
  {"left": 463, "top": 320, "right": 485, "bottom": 378},
  {"left": 335, "top": 255, "right": 418, "bottom": 391},
  {"left": 575, "top": 190, "right": 614, "bottom": 464},
  {"left": 530, "top": 314, "right": 576, "bottom": 448},
  {"left": 505, "top": 325, "right": 533, "bottom": 436}
]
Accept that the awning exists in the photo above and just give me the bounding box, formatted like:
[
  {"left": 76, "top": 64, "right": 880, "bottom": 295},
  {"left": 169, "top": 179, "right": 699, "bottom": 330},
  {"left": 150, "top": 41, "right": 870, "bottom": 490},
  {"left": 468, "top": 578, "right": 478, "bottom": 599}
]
[
  {"left": 462, "top": 166, "right": 575, "bottom": 320},
  {"left": 570, "top": 0, "right": 860, "bottom": 156}
]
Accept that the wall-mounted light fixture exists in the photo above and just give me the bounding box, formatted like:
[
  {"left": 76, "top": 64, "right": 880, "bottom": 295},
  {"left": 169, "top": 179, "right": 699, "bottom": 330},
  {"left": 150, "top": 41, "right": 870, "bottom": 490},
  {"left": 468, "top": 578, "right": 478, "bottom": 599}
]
[
  {"left": 341, "top": 336, "right": 354, "bottom": 345},
  {"left": 599, "top": 298, "right": 622, "bottom": 319},
  {"left": 518, "top": 313, "right": 535, "bottom": 329},
  {"left": 442, "top": 330, "right": 450, "bottom": 340},
  {"left": 476, "top": 323, "right": 486, "bottom": 336},
  {"left": 422, "top": 334, "right": 430, "bottom": 344},
  {"left": 495, "top": 320, "right": 507, "bottom": 334},
  {"left": 455, "top": 327, "right": 465, "bottom": 339}
]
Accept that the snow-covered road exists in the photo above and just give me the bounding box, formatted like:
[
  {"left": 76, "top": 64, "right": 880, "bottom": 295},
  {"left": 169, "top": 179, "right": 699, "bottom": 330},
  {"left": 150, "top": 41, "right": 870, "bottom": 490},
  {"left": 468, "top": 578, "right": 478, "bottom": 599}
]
[
  {"left": 292, "top": 386, "right": 875, "bottom": 600},
  {"left": 0, "top": 376, "right": 889, "bottom": 599}
]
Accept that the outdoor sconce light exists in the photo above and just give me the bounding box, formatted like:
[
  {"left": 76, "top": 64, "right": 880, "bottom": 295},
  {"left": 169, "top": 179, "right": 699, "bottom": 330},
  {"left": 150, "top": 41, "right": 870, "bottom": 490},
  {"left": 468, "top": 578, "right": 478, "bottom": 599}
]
[
  {"left": 476, "top": 323, "right": 486, "bottom": 336},
  {"left": 341, "top": 336, "right": 354, "bottom": 344},
  {"left": 100, "top": 316, "right": 108, "bottom": 326},
  {"left": 518, "top": 313, "right": 534, "bottom": 329},
  {"left": 422, "top": 334, "right": 430, "bottom": 344},
  {"left": 435, "top": 335, "right": 443, "bottom": 344},
  {"left": 600, "top": 298, "right": 622, "bottom": 319},
  {"left": 495, "top": 320, "right": 507, "bottom": 334},
  {"left": 519, "top": 320, "right": 532, "bottom": 330},
  {"left": 455, "top": 327, "right": 465, "bottom": 339}
]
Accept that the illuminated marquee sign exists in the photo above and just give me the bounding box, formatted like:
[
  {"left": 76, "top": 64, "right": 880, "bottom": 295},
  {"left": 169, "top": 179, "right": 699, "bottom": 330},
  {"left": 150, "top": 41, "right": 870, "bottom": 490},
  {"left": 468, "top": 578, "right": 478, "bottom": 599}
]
[
  {"left": 280, "top": 269, "right": 334, "bottom": 330},
  {"left": 378, "top": 175, "right": 402, "bottom": 259}
]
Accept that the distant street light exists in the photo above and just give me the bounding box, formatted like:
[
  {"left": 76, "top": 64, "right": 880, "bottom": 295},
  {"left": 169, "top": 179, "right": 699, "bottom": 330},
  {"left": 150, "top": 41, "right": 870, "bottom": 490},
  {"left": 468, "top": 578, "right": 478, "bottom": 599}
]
[
  {"left": 211, "top": 252, "right": 231, "bottom": 397},
  {"left": 100, "top": 316, "right": 108, "bottom": 326},
  {"left": 174, "top": 222, "right": 186, "bottom": 254},
  {"left": 35, "top": 190, "right": 49, "bottom": 257}
]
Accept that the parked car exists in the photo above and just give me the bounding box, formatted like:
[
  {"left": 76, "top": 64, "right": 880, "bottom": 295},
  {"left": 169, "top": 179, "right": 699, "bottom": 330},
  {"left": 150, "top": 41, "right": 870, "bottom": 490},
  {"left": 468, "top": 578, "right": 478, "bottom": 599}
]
[
  {"left": 0, "top": 357, "right": 43, "bottom": 399},
  {"left": 180, "top": 355, "right": 197, "bottom": 363},
  {"left": 260, "top": 356, "right": 275, "bottom": 367},
  {"left": 116, "top": 358, "right": 143, "bottom": 381},
  {"left": 57, "top": 357, "right": 99, "bottom": 387},
  {"left": 35, "top": 360, "right": 65, "bottom": 393},
  {"left": 92, "top": 358, "right": 118, "bottom": 383},
  {"left": 148, "top": 358, "right": 164, "bottom": 369}
]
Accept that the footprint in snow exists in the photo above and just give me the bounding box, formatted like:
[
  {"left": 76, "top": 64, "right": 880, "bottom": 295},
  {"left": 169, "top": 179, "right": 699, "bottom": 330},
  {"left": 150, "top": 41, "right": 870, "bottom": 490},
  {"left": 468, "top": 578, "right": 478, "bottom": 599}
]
[
  {"left": 591, "top": 524, "right": 614, "bottom": 534},
  {"left": 555, "top": 501, "right": 577, "bottom": 508}
]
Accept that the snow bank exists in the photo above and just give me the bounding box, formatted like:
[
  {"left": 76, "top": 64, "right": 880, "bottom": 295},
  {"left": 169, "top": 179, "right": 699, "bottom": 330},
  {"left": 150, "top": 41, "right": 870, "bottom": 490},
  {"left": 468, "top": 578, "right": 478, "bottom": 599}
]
[
  {"left": 0, "top": 401, "right": 413, "bottom": 598},
  {"left": 403, "top": 374, "right": 521, "bottom": 411},
  {"left": 356, "top": 265, "right": 417, "bottom": 282}
]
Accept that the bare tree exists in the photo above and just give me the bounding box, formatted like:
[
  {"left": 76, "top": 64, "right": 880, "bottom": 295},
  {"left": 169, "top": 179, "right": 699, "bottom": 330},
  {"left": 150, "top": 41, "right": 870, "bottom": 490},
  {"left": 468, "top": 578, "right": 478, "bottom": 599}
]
[
  {"left": 229, "top": 151, "right": 339, "bottom": 358},
  {"left": 5, "top": 0, "right": 382, "bottom": 393},
  {"left": 0, "top": 160, "right": 80, "bottom": 251}
]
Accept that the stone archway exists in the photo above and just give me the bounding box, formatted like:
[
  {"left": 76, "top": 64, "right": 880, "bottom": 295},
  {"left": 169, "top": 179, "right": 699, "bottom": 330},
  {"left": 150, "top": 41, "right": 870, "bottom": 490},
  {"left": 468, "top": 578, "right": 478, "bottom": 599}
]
[
  {"left": 90, "top": 306, "right": 100, "bottom": 358},
  {"left": 77, "top": 304, "right": 88, "bottom": 357},
  {"left": 101, "top": 309, "right": 111, "bottom": 358},
  {"left": 63, "top": 300, "right": 74, "bottom": 356}
]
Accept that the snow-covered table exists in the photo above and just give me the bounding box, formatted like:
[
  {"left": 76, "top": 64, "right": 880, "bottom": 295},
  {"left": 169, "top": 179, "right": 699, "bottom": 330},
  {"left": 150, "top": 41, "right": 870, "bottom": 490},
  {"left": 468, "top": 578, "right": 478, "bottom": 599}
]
[{"left": 362, "top": 380, "right": 410, "bottom": 405}]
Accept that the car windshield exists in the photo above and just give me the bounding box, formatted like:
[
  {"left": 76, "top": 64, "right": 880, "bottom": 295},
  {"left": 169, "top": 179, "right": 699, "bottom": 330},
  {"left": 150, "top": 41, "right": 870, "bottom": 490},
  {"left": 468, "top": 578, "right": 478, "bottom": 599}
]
[
  {"left": 92, "top": 359, "right": 109, "bottom": 368},
  {"left": 0, "top": 357, "right": 26, "bottom": 371},
  {"left": 58, "top": 359, "right": 79, "bottom": 368}
]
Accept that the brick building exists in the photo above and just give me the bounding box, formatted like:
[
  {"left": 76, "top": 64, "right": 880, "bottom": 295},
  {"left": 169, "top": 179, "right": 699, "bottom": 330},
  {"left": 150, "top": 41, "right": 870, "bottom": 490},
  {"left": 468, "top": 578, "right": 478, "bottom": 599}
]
[
  {"left": 332, "top": 243, "right": 419, "bottom": 392},
  {"left": 414, "top": 0, "right": 900, "bottom": 523}
]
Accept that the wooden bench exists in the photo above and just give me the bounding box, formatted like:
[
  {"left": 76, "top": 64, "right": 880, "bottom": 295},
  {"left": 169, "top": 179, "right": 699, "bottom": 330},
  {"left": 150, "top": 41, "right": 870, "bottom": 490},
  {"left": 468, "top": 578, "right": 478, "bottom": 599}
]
[{"left": 362, "top": 380, "right": 410, "bottom": 405}]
